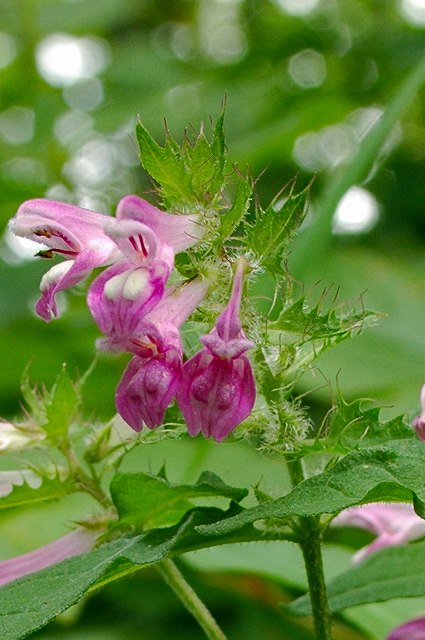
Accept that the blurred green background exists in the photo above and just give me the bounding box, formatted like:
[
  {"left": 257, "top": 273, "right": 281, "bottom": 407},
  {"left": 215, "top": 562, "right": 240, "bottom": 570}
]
[{"left": 0, "top": 1, "right": 425, "bottom": 638}]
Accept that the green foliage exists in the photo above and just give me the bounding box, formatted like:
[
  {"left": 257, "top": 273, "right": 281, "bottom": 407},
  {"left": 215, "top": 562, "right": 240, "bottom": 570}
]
[
  {"left": 197, "top": 438, "right": 425, "bottom": 537},
  {"left": 0, "top": 505, "right": 263, "bottom": 640},
  {"left": 136, "top": 112, "right": 226, "bottom": 211},
  {"left": 290, "top": 540, "right": 425, "bottom": 615},
  {"left": 43, "top": 365, "right": 81, "bottom": 447},
  {"left": 218, "top": 172, "right": 252, "bottom": 240},
  {"left": 110, "top": 470, "right": 248, "bottom": 530},
  {"left": 246, "top": 181, "right": 310, "bottom": 276},
  {"left": 0, "top": 469, "right": 73, "bottom": 510},
  {"left": 324, "top": 398, "right": 414, "bottom": 452}
]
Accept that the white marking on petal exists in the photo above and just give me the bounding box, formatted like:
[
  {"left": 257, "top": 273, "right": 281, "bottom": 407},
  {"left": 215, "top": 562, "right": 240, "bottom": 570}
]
[
  {"left": 103, "top": 271, "right": 129, "bottom": 301},
  {"left": 39, "top": 260, "right": 73, "bottom": 292},
  {"left": 122, "top": 269, "right": 148, "bottom": 301}
]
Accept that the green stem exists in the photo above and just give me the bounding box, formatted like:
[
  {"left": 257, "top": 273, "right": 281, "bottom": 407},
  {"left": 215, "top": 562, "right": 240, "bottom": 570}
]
[
  {"left": 287, "top": 459, "right": 333, "bottom": 640},
  {"left": 157, "top": 558, "right": 228, "bottom": 640},
  {"left": 298, "top": 516, "right": 334, "bottom": 640}
]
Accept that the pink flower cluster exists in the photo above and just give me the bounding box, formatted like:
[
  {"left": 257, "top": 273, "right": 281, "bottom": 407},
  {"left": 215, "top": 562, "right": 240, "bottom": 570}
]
[{"left": 10, "top": 196, "right": 255, "bottom": 441}]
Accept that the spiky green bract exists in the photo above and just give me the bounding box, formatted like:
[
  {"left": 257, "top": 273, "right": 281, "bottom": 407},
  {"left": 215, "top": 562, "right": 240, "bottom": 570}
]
[
  {"left": 0, "top": 366, "right": 135, "bottom": 513},
  {"left": 268, "top": 293, "right": 380, "bottom": 377},
  {"left": 136, "top": 113, "right": 226, "bottom": 211},
  {"left": 245, "top": 180, "right": 311, "bottom": 276}
]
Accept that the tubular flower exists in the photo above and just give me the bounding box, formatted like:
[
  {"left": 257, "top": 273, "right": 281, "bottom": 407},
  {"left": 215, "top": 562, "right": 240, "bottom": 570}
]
[
  {"left": 386, "top": 617, "right": 425, "bottom": 640},
  {"left": 0, "top": 527, "right": 97, "bottom": 587},
  {"left": 87, "top": 197, "right": 205, "bottom": 353},
  {"left": 177, "top": 262, "right": 256, "bottom": 442},
  {"left": 115, "top": 278, "right": 209, "bottom": 431},
  {"left": 413, "top": 384, "right": 425, "bottom": 441},
  {"left": 333, "top": 502, "right": 425, "bottom": 563},
  {"left": 9, "top": 199, "right": 118, "bottom": 321},
  {"left": 87, "top": 219, "right": 174, "bottom": 353}
]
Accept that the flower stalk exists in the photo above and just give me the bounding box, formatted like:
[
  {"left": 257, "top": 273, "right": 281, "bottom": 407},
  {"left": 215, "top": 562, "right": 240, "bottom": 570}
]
[
  {"left": 157, "top": 558, "right": 228, "bottom": 640},
  {"left": 287, "top": 458, "right": 333, "bottom": 640},
  {"left": 298, "top": 515, "right": 333, "bottom": 640}
]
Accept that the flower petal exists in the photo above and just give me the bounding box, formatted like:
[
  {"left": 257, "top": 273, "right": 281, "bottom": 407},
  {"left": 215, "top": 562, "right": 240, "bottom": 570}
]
[
  {"left": 10, "top": 199, "right": 116, "bottom": 258},
  {"left": 116, "top": 349, "right": 182, "bottom": 431},
  {"left": 0, "top": 528, "right": 97, "bottom": 586},
  {"left": 87, "top": 260, "right": 167, "bottom": 346},
  {"left": 387, "top": 617, "right": 425, "bottom": 640},
  {"left": 177, "top": 351, "right": 256, "bottom": 441},
  {"left": 117, "top": 195, "right": 205, "bottom": 252},
  {"left": 36, "top": 249, "right": 105, "bottom": 321}
]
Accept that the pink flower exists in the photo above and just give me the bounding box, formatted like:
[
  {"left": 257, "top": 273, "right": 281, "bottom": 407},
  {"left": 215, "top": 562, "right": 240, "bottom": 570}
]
[
  {"left": 115, "top": 278, "right": 208, "bottom": 431},
  {"left": 333, "top": 502, "right": 425, "bottom": 562},
  {"left": 386, "top": 617, "right": 425, "bottom": 640},
  {"left": 9, "top": 195, "right": 204, "bottom": 326},
  {"left": 177, "top": 262, "right": 256, "bottom": 442},
  {"left": 9, "top": 199, "right": 118, "bottom": 321},
  {"left": 87, "top": 197, "right": 205, "bottom": 353},
  {"left": 0, "top": 528, "right": 97, "bottom": 586},
  {"left": 413, "top": 384, "right": 425, "bottom": 441}
]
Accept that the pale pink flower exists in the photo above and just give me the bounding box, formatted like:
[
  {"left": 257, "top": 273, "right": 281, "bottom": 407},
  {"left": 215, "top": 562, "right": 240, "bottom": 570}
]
[
  {"left": 9, "top": 199, "right": 118, "bottom": 321},
  {"left": 333, "top": 502, "right": 425, "bottom": 562},
  {"left": 87, "top": 196, "right": 205, "bottom": 353},
  {"left": 0, "top": 528, "right": 97, "bottom": 586}
]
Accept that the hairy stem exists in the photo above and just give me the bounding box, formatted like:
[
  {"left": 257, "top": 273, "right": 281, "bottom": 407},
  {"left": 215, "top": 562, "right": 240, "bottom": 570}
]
[
  {"left": 157, "top": 558, "right": 228, "bottom": 640},
  {"left": 298, "top": 516, "right": 334, "bottom": 640},
  {"left": 287, "top": 459, "right": 333, "bottom": 640}
]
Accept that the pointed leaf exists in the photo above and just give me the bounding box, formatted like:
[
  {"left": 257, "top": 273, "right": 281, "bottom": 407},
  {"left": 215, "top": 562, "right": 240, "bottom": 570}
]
[
  {"left": 219, "top": 174, "right": 252, "bottom": 239},
  {"left": 43, "top": 365, "right": 80, "bottom": 445},
  {"left": 0, "top": 469, "right": 74, "bottom": 510},
  {"left": 198, "top": 439, "right": 425, "bottom": 536},
  {"left": 289, "top": 540, "right": 425, "bottom": 615},
  {"left": 110, "top": 470, "right": 248, "bottom": 529},
  {"left": 246, "top": 183, "right": 310, "bottom": 275},
  {"left": 0, "top": 505, "right": 260, "bottom": 640}
]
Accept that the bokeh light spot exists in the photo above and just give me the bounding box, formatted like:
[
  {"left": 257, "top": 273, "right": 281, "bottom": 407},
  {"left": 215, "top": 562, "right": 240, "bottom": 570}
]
[
  {"left": 35, "top": 33, "right": 110, "bottom": 87},
  {"left": 0, "top": 33, "right": 17, "bottom": 69},
  {"left": 288, "top": 49, "right": 327, "bottom": 88},
  {"left": 333, "top": 187, "right": 380, "bottom": 235}
]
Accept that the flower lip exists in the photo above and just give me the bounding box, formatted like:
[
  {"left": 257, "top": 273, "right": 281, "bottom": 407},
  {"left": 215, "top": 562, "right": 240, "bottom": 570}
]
[
  {"left": 102, "top": 218, "right": 160, "bottom": 265},
  {"left": 10, "top": 198, "right": 117, "bottom": 258},
  {"left": 116, "top": 195, "right": 205, "bottom": 253}
]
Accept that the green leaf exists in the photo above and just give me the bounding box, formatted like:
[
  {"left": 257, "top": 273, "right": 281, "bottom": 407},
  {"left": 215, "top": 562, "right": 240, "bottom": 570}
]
[
  {"left": 271, "top": 297, "right": 378, "bottom": 344},
  {"left": 289, "top": 540, "right": 425, "bottom": 615},
  {"left": 197, "top": 439, "right": 425, "bottom": 536},
  {"left": 43, "top": 365, "right": 80, "bottom": 446},
  {"left": 20, "top": 368, "right": 46, "bottom": 426},
  {"left": 136, "top": 114, "right": 226, "bottom": 210},
  {"left": 324, "top": 398, "right": 414, "bottom": 452},
  {"left": 219, "top": 173, "right": 252, "bottom": 239},
  {"left": 265, "top": 295, "right": 379, "bottom": 377},
  {"left": 0, "top": 469, "right": 74, "bottom": 510},
  {"left": 110, "top": 470, "right": 248, "bottom": 530},
  {"left": 246, "top": 181, "right": 310, "bottom": 275},
  {"left": 0, "top": 505, "right": 260, "bottom": 640}
]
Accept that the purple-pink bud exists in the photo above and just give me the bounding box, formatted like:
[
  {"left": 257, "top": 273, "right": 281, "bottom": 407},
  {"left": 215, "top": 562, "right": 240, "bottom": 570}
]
[
  {"left": 115, "top": 279, "right": 209, "bottom": 431},
  {"left": 413, "top": 384, "right": 425, "bottom": 441},
  {"left": 177, "top": 262, "right": 256, "bottom": 442},
  {"left": 387, "top": 617, "right": 425, "bottom": 640},
  {"left": 116, "top": 346, "right": 182, "bottom": 431}
]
